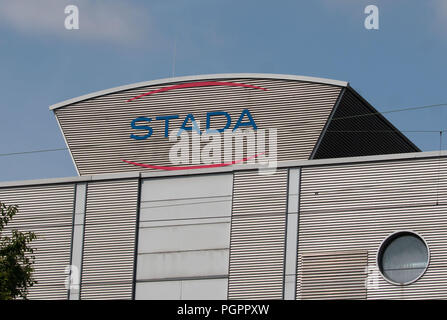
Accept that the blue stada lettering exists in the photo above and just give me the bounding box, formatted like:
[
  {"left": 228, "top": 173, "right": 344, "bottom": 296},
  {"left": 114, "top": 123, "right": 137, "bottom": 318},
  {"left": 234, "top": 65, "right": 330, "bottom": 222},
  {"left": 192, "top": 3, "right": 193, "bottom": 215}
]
[{"left": 130, "top": 109, "right": 258, "bottom": 140}]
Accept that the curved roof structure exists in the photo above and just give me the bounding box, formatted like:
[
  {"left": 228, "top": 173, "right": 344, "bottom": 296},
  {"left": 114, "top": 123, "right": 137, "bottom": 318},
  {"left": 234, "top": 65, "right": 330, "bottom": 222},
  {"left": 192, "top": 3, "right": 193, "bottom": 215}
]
[
  {"left": 50, "top": 73, "right": 418, "bottom": 176},
  {"left": 49, "top": 73, "right": 348, "bottom": 110}
]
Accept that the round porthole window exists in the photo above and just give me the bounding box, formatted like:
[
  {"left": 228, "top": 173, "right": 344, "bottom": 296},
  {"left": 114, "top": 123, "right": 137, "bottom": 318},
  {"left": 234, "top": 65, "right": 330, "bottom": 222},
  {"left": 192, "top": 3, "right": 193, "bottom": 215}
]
[{"left": 377, "top": 231, "right": 429, "bottom": 285}]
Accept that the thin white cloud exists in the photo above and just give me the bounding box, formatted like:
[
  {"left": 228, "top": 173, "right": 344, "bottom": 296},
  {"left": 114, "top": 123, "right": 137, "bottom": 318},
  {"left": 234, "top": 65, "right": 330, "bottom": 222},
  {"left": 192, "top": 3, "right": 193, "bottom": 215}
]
[
  {"left": 0, "top": 0, "right": 151, "bottom": 44},
  {"left": 320, "top": 0, "right": 360, "bottom": 10},
  {"left": 434, "top": 0, "right": 447, "bottom": 23}
]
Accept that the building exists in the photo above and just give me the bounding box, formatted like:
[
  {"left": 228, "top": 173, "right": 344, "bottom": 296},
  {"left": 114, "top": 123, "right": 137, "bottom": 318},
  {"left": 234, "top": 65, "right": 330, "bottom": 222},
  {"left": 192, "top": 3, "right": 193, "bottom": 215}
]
[{"left": 1, "top": 73, "right": 445, "bottom": 300}]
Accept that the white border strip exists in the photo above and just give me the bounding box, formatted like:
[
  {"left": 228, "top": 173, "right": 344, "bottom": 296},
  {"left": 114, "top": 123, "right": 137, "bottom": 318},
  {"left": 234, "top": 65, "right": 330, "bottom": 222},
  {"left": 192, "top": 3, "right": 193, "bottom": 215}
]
[
  {"left": 0, "top": 150, "right": 444, "bottom": 189},
  {"left": 55, "top": 115, "right": 80, "bottom": 176}
]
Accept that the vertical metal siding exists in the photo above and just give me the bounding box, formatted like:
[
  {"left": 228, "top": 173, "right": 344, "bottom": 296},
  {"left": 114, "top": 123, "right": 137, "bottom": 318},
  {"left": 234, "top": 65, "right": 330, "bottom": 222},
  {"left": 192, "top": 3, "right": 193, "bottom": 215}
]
[
  {"left": 298, "top": 157, "right": 447, "bottom": 299},
  {"left": 0, "top": 184, "right": 75, "bottom": 299},
  {"left": 228, "top": 169, "right": 288, "bottom": 299},
  {"left": 80, "top": 179, "right": 139, "bottom": 300},
  {"left": 55, "top": 79, "right": 341, "bottom": 175}
]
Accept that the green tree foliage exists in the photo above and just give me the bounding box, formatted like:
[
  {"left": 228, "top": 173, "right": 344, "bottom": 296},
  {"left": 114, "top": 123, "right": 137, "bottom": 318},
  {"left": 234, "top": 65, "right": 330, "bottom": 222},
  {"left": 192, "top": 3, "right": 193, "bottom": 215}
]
[{"left": 0, "top": 202, "right": 37, "bottom": 300}]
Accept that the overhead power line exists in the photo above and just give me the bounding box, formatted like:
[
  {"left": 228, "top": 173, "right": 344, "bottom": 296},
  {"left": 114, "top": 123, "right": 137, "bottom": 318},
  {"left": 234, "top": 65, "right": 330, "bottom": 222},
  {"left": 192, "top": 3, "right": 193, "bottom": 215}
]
[
  {"left": 327, "top": 130, "right": 444, "bottom": 133},
  {"left": 332, "top": 102, "right": 447, "bottom": 121},
  {"left": 0, "top": 129, "right": 446, "bottom": 158},
  {"left": 1, "top": 101, "right": 447, "bottom": 158},
  {"left": 1, "top": 131, "right": 447, "bottom": 157},
  {"left": 0, "top": 148, "right": 68, "bottom": 157}
]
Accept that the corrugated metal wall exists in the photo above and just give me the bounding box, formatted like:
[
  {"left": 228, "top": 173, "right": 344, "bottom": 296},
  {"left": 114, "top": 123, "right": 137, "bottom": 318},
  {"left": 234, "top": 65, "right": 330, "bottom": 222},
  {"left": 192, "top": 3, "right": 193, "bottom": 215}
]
[
  {"left": 0, "top": 184, "right": 74, "bottom": 299},
  {"left": 298, "top": 157, "right": 447, "bottom": 299},
  {"left": 55, "top": 78, "right": 341, "bottom": 175},
  {"left": 80, "top": 179, "right": 139, "bottom": 300},
  {"left": 298, "top": 250, "right": 367, "bottom": 299},
  {"left": 228, "top": 169, "right": 288, "bottom": 299}
]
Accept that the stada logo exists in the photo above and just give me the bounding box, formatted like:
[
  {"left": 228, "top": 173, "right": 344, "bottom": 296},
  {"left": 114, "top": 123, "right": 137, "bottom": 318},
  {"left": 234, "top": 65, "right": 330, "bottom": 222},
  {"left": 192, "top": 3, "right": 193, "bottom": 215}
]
[
  {"left": 122, "top": 81, "right": 277, "bottom": 173},
  {"left": 128, "top": 81, "right": 266, "bottom": 139},
  {"left": 130, "top": 109, "right": 258, "bottom": 140}
]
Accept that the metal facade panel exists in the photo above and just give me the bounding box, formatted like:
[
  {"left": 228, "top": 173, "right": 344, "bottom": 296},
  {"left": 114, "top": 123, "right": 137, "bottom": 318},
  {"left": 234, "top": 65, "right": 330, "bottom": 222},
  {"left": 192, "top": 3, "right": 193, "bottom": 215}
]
[
  {"left": 80, "top": 179, "right": 139, "bottom": 300},
  {"left": 299, "top": 157, "right": 447, "bottom": 299},
  {"left": 136, "top": 174, "right": 232, "bottom": 299},
  {"left": 54, "top": 78, "right": 341, "bottom": 175},
  {"left": 228, "top": 170, "right": 288, "bottom": 299},
  {"left": 299, "top": 251, "right": 367, "bottom": 300},
  {"left": 0, "top": 184, "right": 75, "bottom": 300},
  {"left": 135, "top": 278, "right": 229, "bottom": 300}
]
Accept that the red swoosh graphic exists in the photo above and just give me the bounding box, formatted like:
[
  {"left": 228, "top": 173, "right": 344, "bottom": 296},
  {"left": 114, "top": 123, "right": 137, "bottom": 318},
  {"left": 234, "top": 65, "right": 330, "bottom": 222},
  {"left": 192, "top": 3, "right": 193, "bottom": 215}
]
[
  {"left": 127, "top": 81, "right": 267, "bottom": 102},
  {"left": 122, "top": 152, "right": 264, "bottom": 171}
]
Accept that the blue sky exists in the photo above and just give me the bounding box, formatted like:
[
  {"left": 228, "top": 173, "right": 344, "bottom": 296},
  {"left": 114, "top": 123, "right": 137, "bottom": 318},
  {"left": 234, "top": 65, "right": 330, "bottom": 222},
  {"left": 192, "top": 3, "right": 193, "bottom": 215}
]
[{"left": 0, "top": 0, "right": 446, "bottom": 182}]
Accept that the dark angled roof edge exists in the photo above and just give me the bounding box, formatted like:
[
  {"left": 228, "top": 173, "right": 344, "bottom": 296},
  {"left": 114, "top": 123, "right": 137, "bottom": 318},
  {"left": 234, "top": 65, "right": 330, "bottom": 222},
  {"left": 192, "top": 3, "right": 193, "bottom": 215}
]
[
  {"left": 309, "top": 87, "right": 346, "bottom": 159},
  {"left": 346, "top": 85, "right": 421, "bottom": 152}
]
